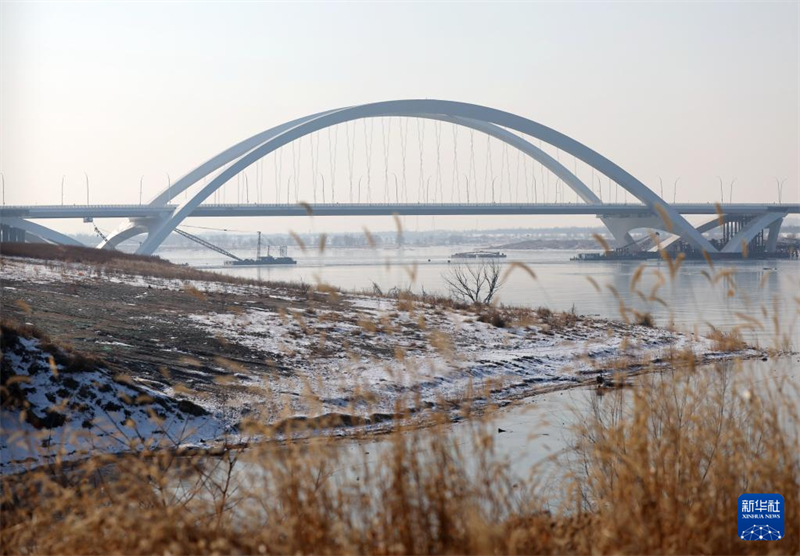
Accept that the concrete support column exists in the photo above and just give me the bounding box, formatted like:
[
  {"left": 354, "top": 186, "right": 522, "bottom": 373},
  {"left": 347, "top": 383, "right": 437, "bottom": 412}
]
[
  {"left": 1, "top": 218, "right": 84, "bottom": 246},
  {"left": 0, "top": 224, "right": 26, "bottom": 242},
  {"left": 99, "top": 217, "right": 166, "bottom": 250},
  {"left": 721, "top": 212, "right": 787, "bottom": 253},
  {"left": 766, "top": 218, "right": 784, "bottom": 253},
  {"left": 600, "top": 214, "right": 676, "bottom": 251}
]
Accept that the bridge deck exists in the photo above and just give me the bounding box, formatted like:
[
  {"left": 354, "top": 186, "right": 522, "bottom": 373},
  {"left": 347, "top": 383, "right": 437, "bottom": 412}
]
[{"left": 1, "top": 203, "right": 798, "bottom": 220}]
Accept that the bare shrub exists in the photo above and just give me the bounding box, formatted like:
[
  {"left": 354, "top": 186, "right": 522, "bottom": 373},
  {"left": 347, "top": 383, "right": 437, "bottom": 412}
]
[
  {"left": 634, "top": 311, "right": 655, "bottom": 327},
  {"left": 476, "top": 309, "right": 508, "bottom": 328},
  {"left": 443, "top": 260, "right": 503, "bottom": 305}
]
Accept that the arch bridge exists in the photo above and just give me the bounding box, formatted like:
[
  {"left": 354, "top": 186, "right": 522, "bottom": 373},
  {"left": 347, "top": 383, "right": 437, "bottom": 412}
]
[{"left": 1, "top": 99, "right": 796, "bottom": 255}]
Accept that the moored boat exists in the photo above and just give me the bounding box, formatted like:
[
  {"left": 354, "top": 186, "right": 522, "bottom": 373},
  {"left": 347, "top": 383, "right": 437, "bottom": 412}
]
[
  {"left": 224, "top": 233, "right": 297, "bottom": 266},
  {"left": 451, "top": 250, "right": 507, "bottom": 259}
]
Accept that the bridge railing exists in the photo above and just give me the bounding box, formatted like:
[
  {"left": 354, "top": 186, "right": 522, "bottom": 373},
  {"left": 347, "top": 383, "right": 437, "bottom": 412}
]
[{"left": 1, "top": 201, "right": 798, "bottom": 212}]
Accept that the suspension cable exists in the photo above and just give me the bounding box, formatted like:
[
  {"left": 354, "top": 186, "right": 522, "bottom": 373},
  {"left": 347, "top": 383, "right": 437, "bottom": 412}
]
[
  {"left": 291, "top": 141, "right": 298, "bottom": 203},
  {"left": 315, "top": 132, "right": 321, "bottom": 202},
  {"left": 345, "top": 121, "right": 355, "bottom": 203},
  {"left": 595, "top": 174, "right": 603, "bottom": 202},
  {"left": 573, "top": 155, "right": 579, "bottom": 203},
  {"left": 503, "top": 143, "right": 512, "bottom": 203},
  {"left": 520, "top": 132, "right": 529, "bottom": 202},
  {"left": 296, "top": 135, "right": 302, "bottom": 201},
  {"left": 469, "top": 129, "right": 476, "bottom": 203},
  {"left": 416, "top": 119, "right": 425, "bottom": 203},
  {"left": 328, "top": 126, "right": 338, "bottom": 203},
  {"left": 274, "top": 149, "right": 280, "bottom": 204},
  {"left": 499, "top": 143, "right": 507, "bottom": 203},
  {"left": 555, "top": 148, "right": 561, "bottom": 203},
  {"left": 451, "top": 124, "right": 459, "bottom": 203},
  {"left": 434, "top": 121, "right": 442, "bottom": 202},
  {"left": 260, "top": 157, "right": 264, "bottom": 204},
  {"left": 381, "top": 117, "right": 390, "bottom": 203},
  {"left": 400, "top": 118, "right": 409, "bottom": 203},
  {"left": 484, "top": 135, "right": 494, "bottom": 203},
  {"left": 516, "top": 147, "right": 521, "bottom": 203},
  {"left": 310, "top": 132, "right": 319, "bottom": 203},
  {"left": 364, "top": 119, "right": 374, "bottom": 203},
  {"left": 539, "top": 139, "right": 546, "bottom": 203}
]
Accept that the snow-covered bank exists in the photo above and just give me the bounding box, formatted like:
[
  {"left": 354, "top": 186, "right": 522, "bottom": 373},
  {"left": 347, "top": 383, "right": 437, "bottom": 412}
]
[
  {"left": 184, "top": 297, "right": 735, "bottom": 419},
  {"left": 1, "top": 255, "right": 761, "bottom": 473},
  {"left": 1, "top": 324, "right": 224, "bottom": 474}
]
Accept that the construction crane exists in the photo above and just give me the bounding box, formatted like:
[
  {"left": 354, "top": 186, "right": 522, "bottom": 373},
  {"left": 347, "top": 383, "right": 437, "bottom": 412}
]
[
  {"left": 92, "top": 223, "right": 109, "bottom": 243},
  {"left": 174, "top": 228, "right": 242, "bottom": 262}
]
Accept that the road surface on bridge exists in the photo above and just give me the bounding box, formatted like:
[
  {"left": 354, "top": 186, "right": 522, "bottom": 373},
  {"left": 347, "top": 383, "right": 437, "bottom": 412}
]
[{"left": 2, "top": 202, "right": 798, "bottom": 220}]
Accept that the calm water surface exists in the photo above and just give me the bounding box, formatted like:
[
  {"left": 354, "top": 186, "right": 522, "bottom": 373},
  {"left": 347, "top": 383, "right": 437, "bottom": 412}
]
[{"left": 161, "top": 246, "right": 799, "bottom": 347}]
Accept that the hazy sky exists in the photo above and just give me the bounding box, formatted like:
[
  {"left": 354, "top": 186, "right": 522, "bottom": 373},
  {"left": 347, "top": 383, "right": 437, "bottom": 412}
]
[{"left": 1, "top": 1, "right": 797, "bottom": 236}]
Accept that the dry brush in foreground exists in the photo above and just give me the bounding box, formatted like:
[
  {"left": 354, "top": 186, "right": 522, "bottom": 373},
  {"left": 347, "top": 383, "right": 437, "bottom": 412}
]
[{"left": 1, "top": 357, "right": 798, "bottom": 555}]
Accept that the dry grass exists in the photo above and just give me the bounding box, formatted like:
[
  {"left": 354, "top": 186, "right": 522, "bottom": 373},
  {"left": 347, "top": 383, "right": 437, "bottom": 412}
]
[
  {"left": 0, "top": 242, "right": 161, "bottom": 265},
  {"left": 708, "top": 326, "right": 749, "bottom": 352},
  {"left": 0, "top": 242, "right": 332, "bottom": 295},
  {"left": 562, "top": 364, "right": 799, "bottom": 554},
  {"left": 535, "top": 306, "right": 580, "bottom": 331},
  {"left": 1, "top": 242, "right": 256, "bottom": 285},
  {"left": 1, "top": 358, "right": 797, "bottom": 555}
]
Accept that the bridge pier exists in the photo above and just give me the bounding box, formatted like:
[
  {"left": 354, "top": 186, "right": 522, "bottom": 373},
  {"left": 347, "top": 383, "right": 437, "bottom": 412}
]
[
  {"left": 766, "top": 218, "right": 783, "bottom": 253},
  {"left": 99, "top": 217, "right": 166, "bottom": 250},
  {"left": 600, "top": 213, "right": 686, "bottom": 252},
  {"left": 0, "top": 218, "right": 84, "bottom": 247},
  {"left": 720, "top": 212, "right": 787, "bottom": 254},
  {"left": 0, "top": 224, "right": 27, "bottom": 243}
]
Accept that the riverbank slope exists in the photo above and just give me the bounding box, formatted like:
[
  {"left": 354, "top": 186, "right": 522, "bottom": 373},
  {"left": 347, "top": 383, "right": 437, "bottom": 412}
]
[{"left": 0, "top": 245, "right": 758, "bottom": 471}]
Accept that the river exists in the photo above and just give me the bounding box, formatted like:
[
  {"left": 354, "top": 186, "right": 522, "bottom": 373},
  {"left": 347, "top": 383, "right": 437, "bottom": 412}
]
[{"left": 160, "top": 245, "right": 799, "bottom": 347}]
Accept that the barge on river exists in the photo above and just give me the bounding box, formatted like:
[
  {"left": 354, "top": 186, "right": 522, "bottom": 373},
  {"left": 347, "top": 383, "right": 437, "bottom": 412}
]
[
  {"left": 224, "top": 243, "right": 296, "bottom": 266},
  {"left": 225, "top": 252, "right": 296, "bottom": 266},
  {"left": 173, "top": 227, "right": 297, "bottom": 266},
  {"left": 451, "top": 250, "right": 507, "bottom": 259}
]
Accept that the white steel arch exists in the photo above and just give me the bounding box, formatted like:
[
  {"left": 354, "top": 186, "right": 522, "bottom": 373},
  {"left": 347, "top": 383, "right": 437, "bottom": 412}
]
[
  {"left": 121, "top": 100, "right": 715, "bottom": 255},
  {"left": 103, "top": 113, "right": 599, "bottom": 249},
  {"left": 105, "top": 113, "right": 603, "bottom": 250}
]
